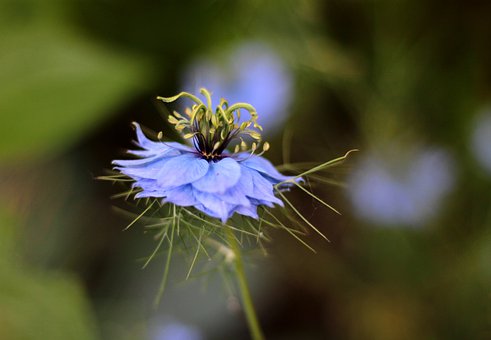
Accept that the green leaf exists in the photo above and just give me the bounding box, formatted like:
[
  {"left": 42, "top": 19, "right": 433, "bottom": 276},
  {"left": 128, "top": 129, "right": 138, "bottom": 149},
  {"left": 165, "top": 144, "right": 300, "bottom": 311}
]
[
  {"left": 0, "top": 265, "right": 98, "bottom": 340},
  {"left": 0, "top": 208, "right": 98, "bottom": 340},
  {"left": 0, "top": 10, "right": 149, "bottom": 161},
  {"left": 0, "top": 207, "right": 16, "bottom": 263}
]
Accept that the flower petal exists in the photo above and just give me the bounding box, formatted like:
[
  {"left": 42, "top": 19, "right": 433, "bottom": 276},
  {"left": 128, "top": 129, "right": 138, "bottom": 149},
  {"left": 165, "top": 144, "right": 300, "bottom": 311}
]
[
  {"left": 234, "top": 204, "right": 259, "bottom": 219},
  {"left": 134, "top": 189, "right": 161, "bottom": 199},
  {"left": 221, "top": 185, "right": 251, "bottom": 207},
  {"left": 112, "top": 149, "right": 180, "bottom": 168},
  {"left": 115, "top": 157, "right": 173, "bottom": 180},
  {"left": 193, "top": 191, "right": 234, "bottom": 223},
  {"left": 239, "top": 154, "right": 291, "bottom": 182},
  {"left": 131, "top": 122, "right": 195, "bottom": 153},
  {"left": 193, "top": 204, "right": 223, "bottom": 222},
  {"left": 157, "top": 153, "right": 209, "bottom": 188},
  {"left": 232, "top": 164, "right": 255, "bottom": 196},
  {"left": 247, "top": 167, "right": 284, "bottom": 206},
  {"left": 192, "top": 157, "right": 241, "bottom": 194},
  {"left": 250, "top": 198, "right": 281, "bottom": 208},
  {"left": 132, "top": 122, "right": 165, "bottom": 150},
  {"left": 163, "top": 184, "right": 198, "bottom": 206}
]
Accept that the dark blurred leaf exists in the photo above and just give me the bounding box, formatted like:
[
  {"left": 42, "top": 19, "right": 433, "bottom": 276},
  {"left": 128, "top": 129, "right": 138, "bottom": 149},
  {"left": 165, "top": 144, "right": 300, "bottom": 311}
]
[
  {"left": 0, "top": 265, "right": 99, "bottom": 340},
  {"left": 0, "top": 208, "right": 98, "bottom": 340},
  {"left": 0, "top": 4, "right": 150, "bottom": 161},
  {"left": 0, "top": 207, "right": 16, "bottom": 261}
]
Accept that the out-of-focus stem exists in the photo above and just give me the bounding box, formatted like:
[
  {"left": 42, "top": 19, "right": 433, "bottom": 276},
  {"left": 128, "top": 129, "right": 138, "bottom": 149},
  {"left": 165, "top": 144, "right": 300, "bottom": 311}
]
[{"left": 225, "top": 228, "right": 265, "bottom": 340}]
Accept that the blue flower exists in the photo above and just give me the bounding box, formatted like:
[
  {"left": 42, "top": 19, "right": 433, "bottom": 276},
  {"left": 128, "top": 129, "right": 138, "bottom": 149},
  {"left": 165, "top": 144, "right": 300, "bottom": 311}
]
[
  {"left": 180, "top": 41, "right": 293, "bottom": 134},
  {"left": 348, "top": 148, "right": 455, "bottom": 226},
  {"left": 113, "top": 89, "right": 299, "bottom": 223}
]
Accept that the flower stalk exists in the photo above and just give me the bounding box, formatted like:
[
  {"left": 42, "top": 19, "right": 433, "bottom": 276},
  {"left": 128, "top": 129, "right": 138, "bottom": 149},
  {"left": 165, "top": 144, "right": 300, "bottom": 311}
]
[{"left": 225, "top": 227, "right": 265, "bottom": 340}]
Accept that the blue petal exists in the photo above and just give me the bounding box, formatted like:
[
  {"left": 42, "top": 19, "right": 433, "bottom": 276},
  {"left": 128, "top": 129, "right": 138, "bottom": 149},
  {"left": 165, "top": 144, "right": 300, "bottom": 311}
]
[
  {"left": 250, "top": 198, "right": 280, "bottom": 208},
  {"left": 161, "top": 141, "right": 196, "bottom": 153},
  {"left": 192, "top": 157, "right": 241, "bottom": 194},
  {"left": 163, "top": 184, "right": 198, "bottom": 206},
  {"left": 244, "top": 167, "right": 284, "bottom": 206},
  {"left": 128, "top": 149, "right": 169, "bottom": 157},
  {"left": 221, "top": 185, "right": 252, "bottom": 207},
  {"left": 193, "top": 204, "right": 223, "bottom": 221},
  {"left": 238, "top": 154, "right": 291, "bottom": 182},
  {"left": 234, "top": 204, "right": 259, "bottom": 219},
  {"left": 157, "top": 153, "right": 209, "bottom": 188},
  {"left": 135, "top": 183, "right": 198, "bottom": 206},
  {"left": 193, "top": 190, "right": 235, "bottom": 223},
  {"left": 133, "top": 178, "right": 160, "bottom": 190},
  {"left": 133, "top": 178, "right": 168, "bottom": 198},
  {"left": 132, "top": 122, "right": 195, "bottom": 153},
  {"left": 115, "top": 157, "right": 174, "bottom": 180},
  {"left": 232, "top": 164, "right": 255, "bottom": 196},
  {"left": 134, "top": 190, "right": 162, "bottom": 199},
  {"left": 132, "top": 122, "right": 166, "bottom": 150},
  {"left": 112, "top": 149, "right": 180, "bottom": 168}
]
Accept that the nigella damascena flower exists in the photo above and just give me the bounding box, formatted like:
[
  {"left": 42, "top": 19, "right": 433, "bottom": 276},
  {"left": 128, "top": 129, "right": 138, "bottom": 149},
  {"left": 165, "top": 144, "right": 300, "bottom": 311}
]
[{"left": 112, "top": 88, "right": 300, "bottom": 223}]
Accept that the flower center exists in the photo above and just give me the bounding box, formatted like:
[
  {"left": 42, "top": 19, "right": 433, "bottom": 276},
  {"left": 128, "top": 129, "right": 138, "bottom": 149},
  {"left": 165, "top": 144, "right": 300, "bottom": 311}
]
[
  {"left": 199, "top": 151, "right": 223, "bottom": 161},
  {"left": 158, "top": 88, "right": 270, "bottom": 160}
]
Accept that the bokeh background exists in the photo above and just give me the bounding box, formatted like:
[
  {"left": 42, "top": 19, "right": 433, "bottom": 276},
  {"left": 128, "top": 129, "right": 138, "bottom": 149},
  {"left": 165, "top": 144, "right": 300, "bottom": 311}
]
[{"left": 1, "top": 1, "right": 491, "bottom": 339}]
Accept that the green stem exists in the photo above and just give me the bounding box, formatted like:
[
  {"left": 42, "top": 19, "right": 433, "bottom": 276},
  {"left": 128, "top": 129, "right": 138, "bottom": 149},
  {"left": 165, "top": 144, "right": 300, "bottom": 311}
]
[
  {"left": 153, "top": 218, "right": 175, "bottom": 308},
  {"left": 225, "top": 228, "right": 265, "bottom": 340}
]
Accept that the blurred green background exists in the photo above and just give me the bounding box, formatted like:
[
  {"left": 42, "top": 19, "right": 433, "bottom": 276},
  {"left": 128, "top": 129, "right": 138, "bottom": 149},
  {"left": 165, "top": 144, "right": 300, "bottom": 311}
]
[{"left": 1, "top": 0, "right": 491, "bottom": 339}]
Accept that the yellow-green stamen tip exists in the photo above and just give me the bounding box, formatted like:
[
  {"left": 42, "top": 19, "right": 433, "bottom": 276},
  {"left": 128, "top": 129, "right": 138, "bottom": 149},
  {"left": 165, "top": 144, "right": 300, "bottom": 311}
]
[{"left": 158, "top": 88, "right": 267, "bottom": 160}]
